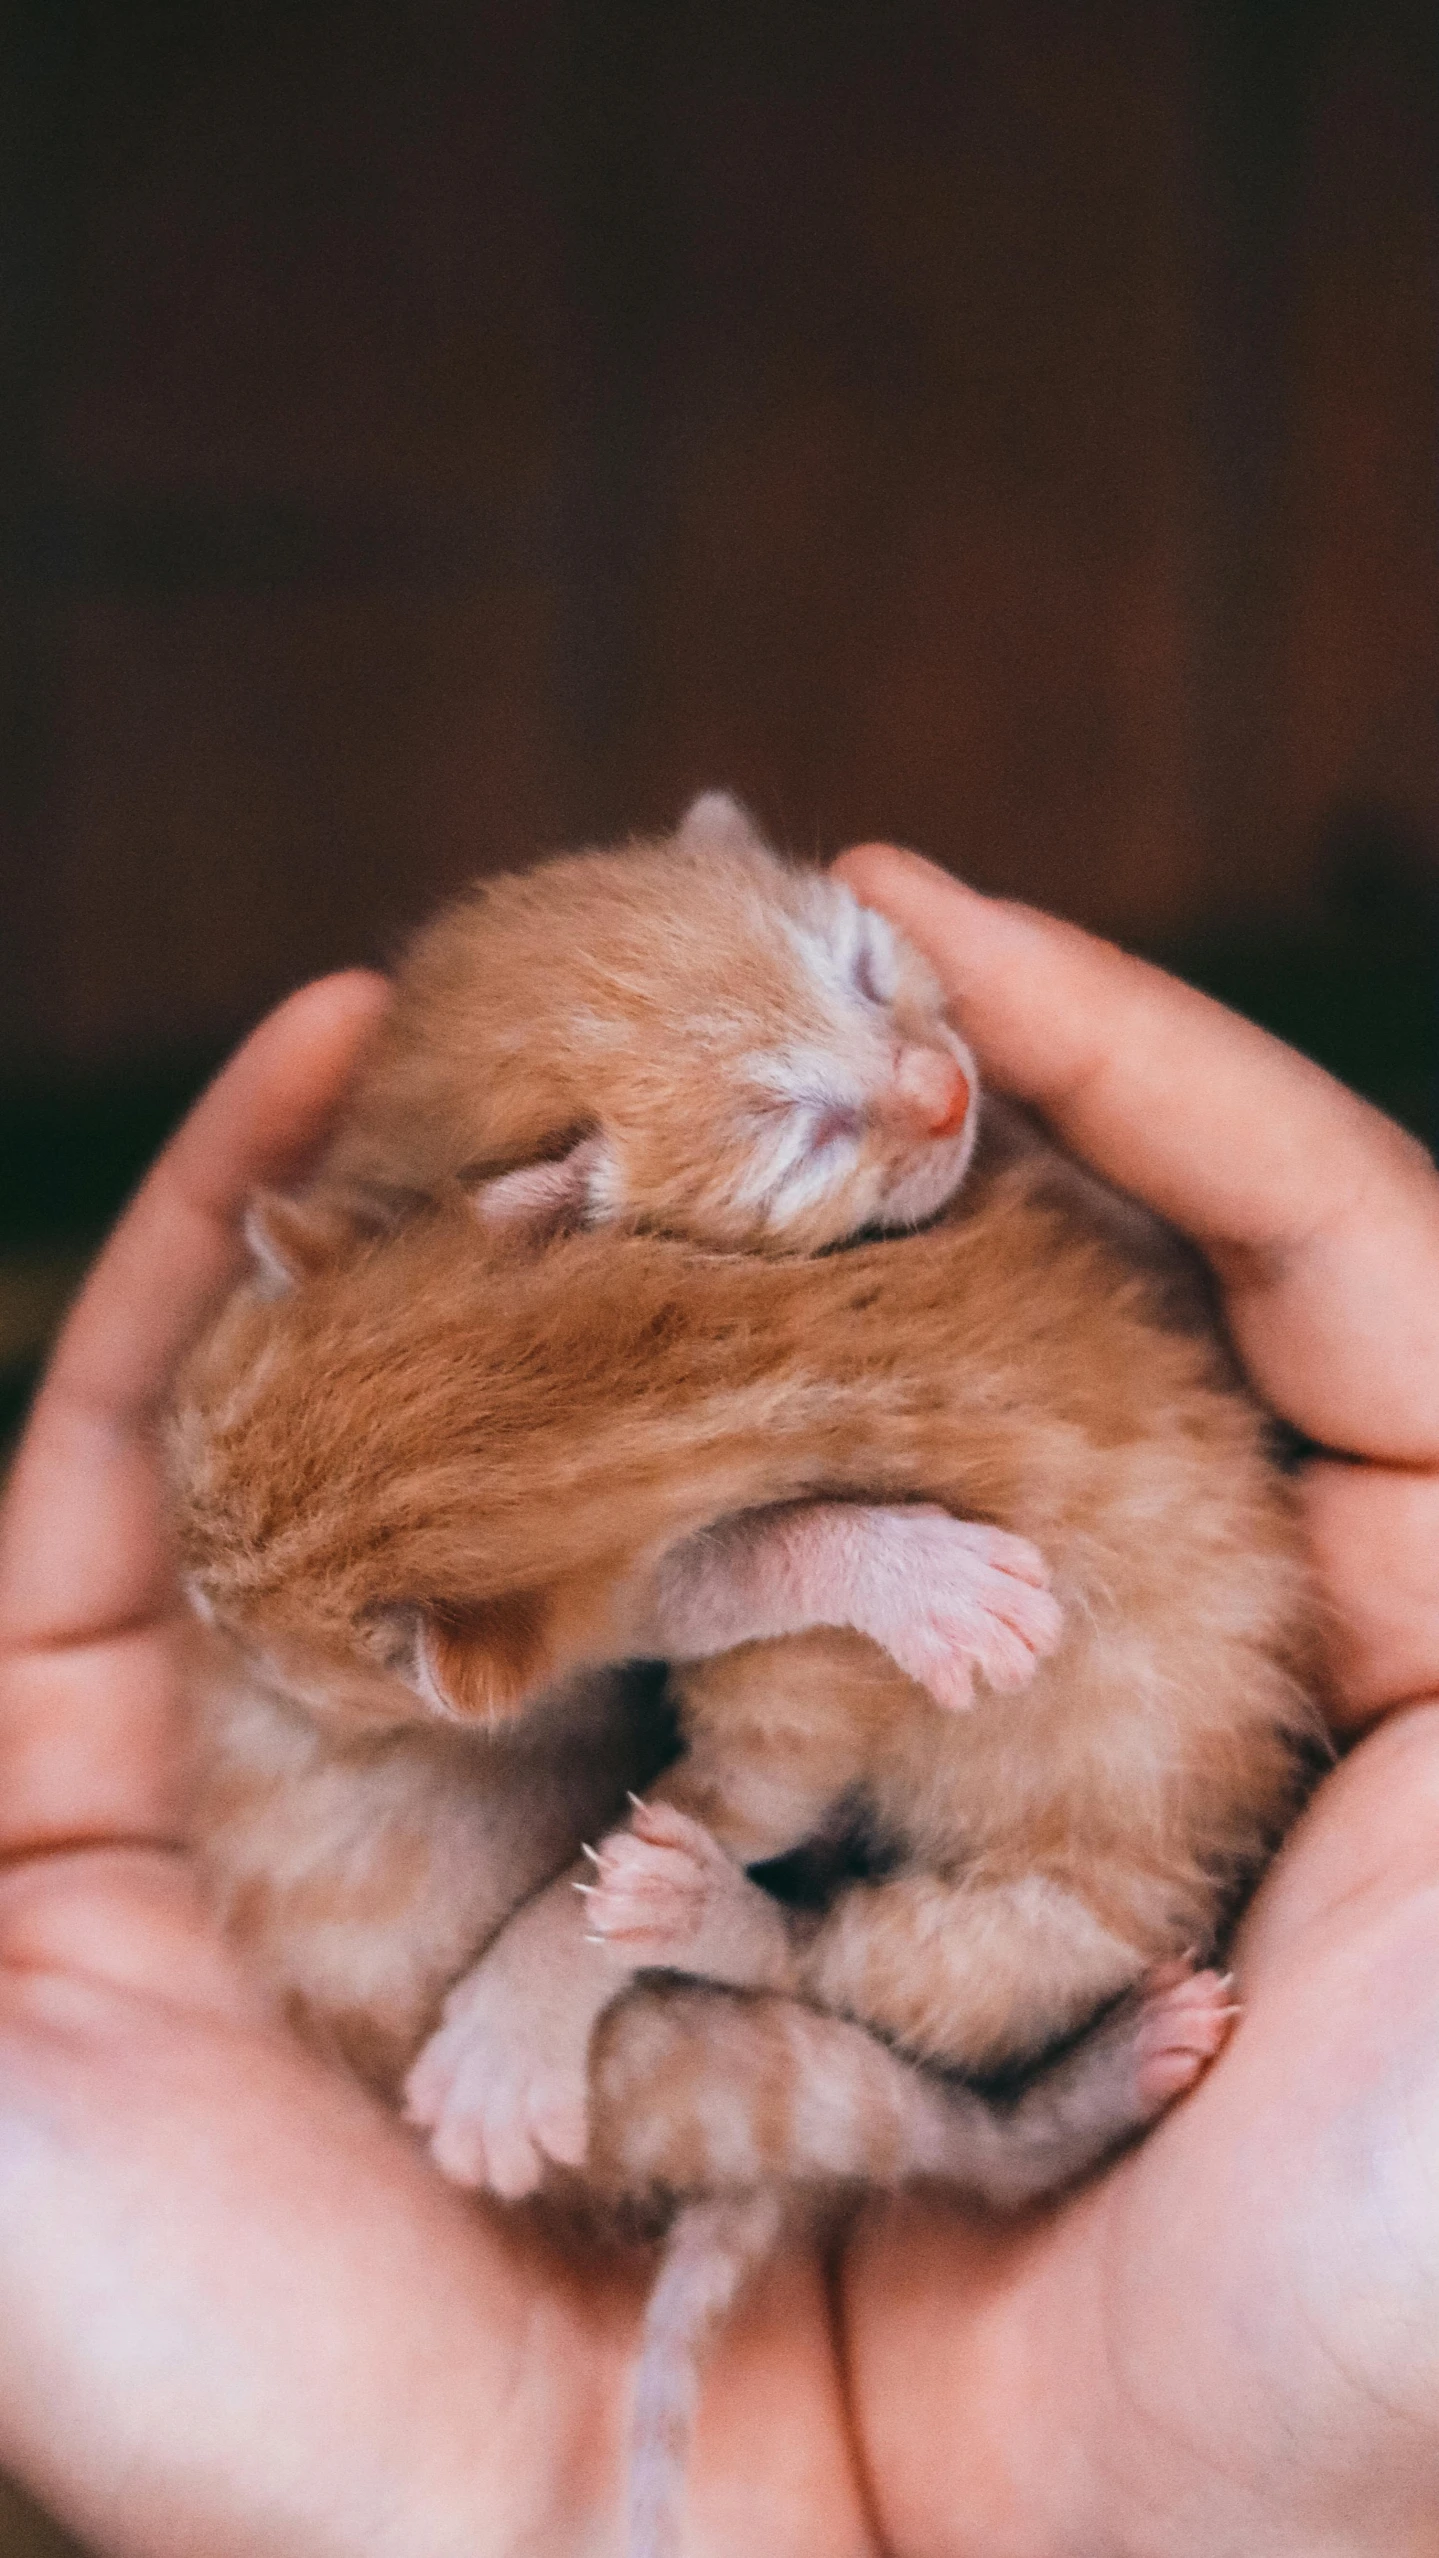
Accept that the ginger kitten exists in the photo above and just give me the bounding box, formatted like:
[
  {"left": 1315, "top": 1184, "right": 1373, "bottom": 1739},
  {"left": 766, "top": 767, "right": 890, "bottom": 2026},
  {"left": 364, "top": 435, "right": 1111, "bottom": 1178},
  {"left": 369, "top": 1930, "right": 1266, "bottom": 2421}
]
[{"left": 173, "top": 799, "right": 1316, "bottom": 2555}]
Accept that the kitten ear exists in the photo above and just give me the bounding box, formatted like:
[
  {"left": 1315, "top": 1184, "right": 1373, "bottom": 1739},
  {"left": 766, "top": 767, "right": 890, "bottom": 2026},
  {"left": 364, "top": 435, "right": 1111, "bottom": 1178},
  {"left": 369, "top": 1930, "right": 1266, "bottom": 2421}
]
[
  {"left": 676, "top": 790, "right": 763, "bottom": 851},
  {"left": 405, "top": 1599, "right": 551, "bottom": 1723},
  {"left": 244, "top": 1190, "right": 366, "bottom": 1297},
  {"left": 469, "top": 1133, "right": 613, "bottom": 1242}
]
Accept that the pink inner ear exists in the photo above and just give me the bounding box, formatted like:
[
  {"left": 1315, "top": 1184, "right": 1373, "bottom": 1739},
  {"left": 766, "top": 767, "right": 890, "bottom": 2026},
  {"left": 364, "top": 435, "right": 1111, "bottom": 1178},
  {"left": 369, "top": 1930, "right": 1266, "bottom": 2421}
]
[
  {"left": 470, "top": 1136, "right": 605, "bottom": 1241},
  {"left": 244, "top": 1189, "right": 364, "bottom": 1295}
]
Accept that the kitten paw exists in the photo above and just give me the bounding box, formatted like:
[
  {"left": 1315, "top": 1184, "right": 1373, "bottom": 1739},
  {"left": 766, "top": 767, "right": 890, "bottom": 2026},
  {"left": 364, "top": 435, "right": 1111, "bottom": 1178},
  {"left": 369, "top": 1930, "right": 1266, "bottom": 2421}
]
[
  {"left": 585, "top": 1799, "right": 795, "bottom": 1991},
  {"left": 404, "top": 1949, "right": 602, "bottom": 2199},
  {"left": 851, "top": 1509, "right": 1064, "bottom": 1710},
  {"left": 1129, "top": 1960, "right": 1240, "bottom": 2114},
  {"left": 584, "top": 1799, "right": 736, "bottom": 1954}
]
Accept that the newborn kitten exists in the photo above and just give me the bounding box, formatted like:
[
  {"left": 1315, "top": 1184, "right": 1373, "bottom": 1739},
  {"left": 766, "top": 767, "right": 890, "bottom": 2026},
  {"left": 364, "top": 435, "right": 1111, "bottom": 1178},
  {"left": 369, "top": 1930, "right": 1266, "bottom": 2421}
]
[
  {"left": 292, "top": 796, "right": 1311, "bottom": 2178},
  {"left": 174, "top": 1212, "right": 1225, "bottom": 2334},
  {"left": 174, "top": 1191, "right": 1291, "bottom": 2558},
  {"left": 178, "top": 789, "right": 1076, "bottom": 2119},
  {"left": 319, "top": 790, "right": 980, "bottom": 1256},
  {"left": 173, "top": 799, "right": 1313, "bottom": 2555}
]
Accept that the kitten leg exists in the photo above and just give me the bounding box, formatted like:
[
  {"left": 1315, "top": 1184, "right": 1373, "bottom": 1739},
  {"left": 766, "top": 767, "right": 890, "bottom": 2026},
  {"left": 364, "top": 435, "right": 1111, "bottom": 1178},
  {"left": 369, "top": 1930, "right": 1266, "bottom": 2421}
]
[
  {"left": 947, "top": 1959, "right": 1239, "bottom": 2204},
  {"left": 581, "top": 1798, "right": 801, "bottom": 1995},
  {"left": 396, "top": 1501, "right": 1059, "bottom": 1732},
  {"left": 636, "top": 1503, "right": 1063, "bottom": 1713},
  {"left": 407, "top": 1784, "right": 811, "bottom": 2196},
  {"left": 799, "top": 1869, "right": 1160, "bottom": 2075},
  {"left": 583, "top": 1817, "right": 1238, "bottom": 2148},
  {"left": 588, "top": 1962, "right": 1237, "bottom": 2205},
  {"left": 405, "top": 1796, "right": 805, "bottom": 2195},
  {"left": 403, "top": 1860, "right": 632, "bottom": 2197}
]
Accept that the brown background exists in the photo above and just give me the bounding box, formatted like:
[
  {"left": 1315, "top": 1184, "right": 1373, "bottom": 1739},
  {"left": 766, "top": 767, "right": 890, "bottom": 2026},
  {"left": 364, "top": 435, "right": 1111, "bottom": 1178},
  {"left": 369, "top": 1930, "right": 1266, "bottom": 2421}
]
[
  {"left": 0, "top": 1, "right": 1435, "bottom": 2546},
  {"left": 3, "top": 0, "right": 1435, "bottom": 1077}
]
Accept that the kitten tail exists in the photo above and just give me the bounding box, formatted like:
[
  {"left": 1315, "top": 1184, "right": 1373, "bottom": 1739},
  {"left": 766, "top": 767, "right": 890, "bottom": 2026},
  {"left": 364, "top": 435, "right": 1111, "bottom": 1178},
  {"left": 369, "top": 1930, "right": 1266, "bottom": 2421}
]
[{"left": 628, "top": 2189, "right": 784, "bottom": 2558}]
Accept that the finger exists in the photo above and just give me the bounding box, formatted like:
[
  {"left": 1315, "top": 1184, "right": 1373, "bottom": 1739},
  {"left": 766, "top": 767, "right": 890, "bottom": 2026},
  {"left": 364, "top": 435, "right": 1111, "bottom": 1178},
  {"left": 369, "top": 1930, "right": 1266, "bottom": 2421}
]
[
  {"left": 0, "top": 972, "right": 390, "bottom": 1655},
  {"left": 0, "top": 975, "right": 389, "bottom": 1856},
  {"left": 836, "top": 845, "right": 1439, "bottom": 1460},
  {"left": 39, "top": 970, "right": 390, "bottom": 1440},
  {"left": 1301, "top": 1460, "right": 1439, "bottom": 1732},
  {"left": 0, "top": 1849, "right": 270, "bottom": 2024}
]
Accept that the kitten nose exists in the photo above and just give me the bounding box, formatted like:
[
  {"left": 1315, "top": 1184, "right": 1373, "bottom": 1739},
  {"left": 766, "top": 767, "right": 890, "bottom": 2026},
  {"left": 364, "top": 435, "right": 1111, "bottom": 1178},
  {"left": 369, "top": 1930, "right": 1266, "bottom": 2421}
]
[{"left": 888, "top": 1045, "right": 971, "bottom": 1139}]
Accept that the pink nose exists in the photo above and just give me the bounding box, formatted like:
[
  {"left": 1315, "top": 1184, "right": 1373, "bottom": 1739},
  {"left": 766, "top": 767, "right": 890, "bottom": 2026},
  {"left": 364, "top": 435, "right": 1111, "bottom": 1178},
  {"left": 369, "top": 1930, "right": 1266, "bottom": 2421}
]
[{"left": 889, "top": 1045, "right": 971, "bottom": 1139}]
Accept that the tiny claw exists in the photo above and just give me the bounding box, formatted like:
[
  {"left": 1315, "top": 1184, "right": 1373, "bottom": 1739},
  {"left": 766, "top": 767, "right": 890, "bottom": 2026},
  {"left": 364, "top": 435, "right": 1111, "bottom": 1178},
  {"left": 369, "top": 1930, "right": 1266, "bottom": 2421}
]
[
  {"left": 581, "top": 1842, "right": 602, "bottom": 1867},
  {"left": 627, "top": 1791, "right": 647, "bottom": 1813},
  {"left": 573, "top": 1880, "right": 595, "bottom": 1897}
]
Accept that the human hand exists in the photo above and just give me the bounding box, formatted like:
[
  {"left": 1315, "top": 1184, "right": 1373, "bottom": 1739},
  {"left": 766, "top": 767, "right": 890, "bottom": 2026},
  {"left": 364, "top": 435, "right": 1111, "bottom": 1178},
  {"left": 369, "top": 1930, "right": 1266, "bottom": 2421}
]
[
  {"left": 832, "top": 844, "right": 1439, "bottom": 2555},
  {"left": 8, "top": 867, "right": 1438, "bottom": 2558},
  {"left": 0, "top": 981, "right": 771, "bottom": 2558}
]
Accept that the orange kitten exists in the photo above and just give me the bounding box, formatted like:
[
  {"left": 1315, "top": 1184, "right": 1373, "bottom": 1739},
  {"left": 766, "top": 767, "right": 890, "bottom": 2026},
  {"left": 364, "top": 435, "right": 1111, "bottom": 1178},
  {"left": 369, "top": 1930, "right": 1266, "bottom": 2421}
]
[
  {"left": 175, "top": 1193, "right": 1232, "bottom": 2558},
  {"left": 282, "top": 798, "right": 1310, "bottom": 2176},
  {"left": 173, "top": 801, "right": 1317, "bottom": 2556},
  {"left": 319, "top": 788, "right": 981, "bottom": 1258}
]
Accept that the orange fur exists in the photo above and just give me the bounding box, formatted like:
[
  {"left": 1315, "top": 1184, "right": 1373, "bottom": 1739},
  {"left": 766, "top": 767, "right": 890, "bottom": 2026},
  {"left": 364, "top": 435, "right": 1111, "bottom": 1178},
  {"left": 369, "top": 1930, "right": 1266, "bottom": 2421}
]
[
  {"left": 171, "top": 806, "right": 1318, "bottom": 2196},
  {"left": 180, "top": 1156, "right": 1314, "bottom": 2088},
  {"left": 172, "top": 809, "right": 1323, "bottom": 2558},
  {"left": 321, "top": 793, "right": 976, "bottom": 1257}
]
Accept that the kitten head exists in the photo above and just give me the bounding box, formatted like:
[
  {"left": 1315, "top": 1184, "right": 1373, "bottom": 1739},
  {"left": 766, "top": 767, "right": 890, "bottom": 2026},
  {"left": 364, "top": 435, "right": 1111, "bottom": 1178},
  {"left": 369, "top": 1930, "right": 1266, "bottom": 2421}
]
[{"left": 329, "top": 794, "right": 979, "bottom": 1257}]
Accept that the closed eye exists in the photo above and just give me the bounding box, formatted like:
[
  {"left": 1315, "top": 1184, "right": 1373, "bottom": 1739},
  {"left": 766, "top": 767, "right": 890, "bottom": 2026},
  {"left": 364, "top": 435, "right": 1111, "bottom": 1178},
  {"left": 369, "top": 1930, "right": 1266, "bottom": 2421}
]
[
  {"left": 852, "top": 939, "right": 886, "bottom": 1006},
  {"left": 848, "top": 906, "right": 901, "bottom": 1009},
  {"left": 808, "top": 1102, "right": 863, "bottom": 1153}
]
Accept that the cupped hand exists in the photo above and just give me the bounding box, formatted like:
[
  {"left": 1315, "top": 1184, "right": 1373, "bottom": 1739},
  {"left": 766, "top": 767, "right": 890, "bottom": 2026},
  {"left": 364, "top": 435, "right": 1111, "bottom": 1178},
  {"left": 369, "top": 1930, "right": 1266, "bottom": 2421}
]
[
  {"left": 834, "top": 845, "right": 1439, "bottom": 2557},
  {"left": 0, "top": 982, "right": 712, "bottom": 2558},
  {"left": 6, "top": 871, "right": 1439, "bottom": 2558}
]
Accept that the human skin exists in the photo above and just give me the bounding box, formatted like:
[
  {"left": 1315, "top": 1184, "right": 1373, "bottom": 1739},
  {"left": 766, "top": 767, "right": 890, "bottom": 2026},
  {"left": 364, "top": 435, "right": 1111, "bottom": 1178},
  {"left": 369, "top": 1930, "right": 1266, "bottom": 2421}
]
[{"left": 1, "top": 856, "right": 1438, "bottom": 2555}]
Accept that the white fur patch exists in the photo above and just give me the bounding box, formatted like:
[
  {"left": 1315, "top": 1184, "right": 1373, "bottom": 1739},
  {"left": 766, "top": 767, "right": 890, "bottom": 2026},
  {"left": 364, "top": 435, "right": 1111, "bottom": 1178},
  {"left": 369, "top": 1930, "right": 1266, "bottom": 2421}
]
[
  {"left": 735, "top": 1048, "right": 868, "bottom": 1228},
  {"left": 784, "top": 882, "right": 907, "bottom": 1013}
]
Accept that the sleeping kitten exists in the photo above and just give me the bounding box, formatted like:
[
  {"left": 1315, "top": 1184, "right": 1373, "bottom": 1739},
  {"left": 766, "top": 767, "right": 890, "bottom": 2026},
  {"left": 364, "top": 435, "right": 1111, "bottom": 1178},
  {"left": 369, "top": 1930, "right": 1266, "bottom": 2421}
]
[
  {"left": 174, "top": 1207, "right": 1224, "bottom": 2175},
  {"left": 317, "top": 789, "right": 983, "bottom": 1258},
  {"left": 275, "top": 795, "right": 1312, "bottom": 2188},
  {"left": 170, "top": 799, "right": 1277, "bottom": 2162},
  {"left": 172, "top": 802, "right": 1314, "bottom": 2555}
]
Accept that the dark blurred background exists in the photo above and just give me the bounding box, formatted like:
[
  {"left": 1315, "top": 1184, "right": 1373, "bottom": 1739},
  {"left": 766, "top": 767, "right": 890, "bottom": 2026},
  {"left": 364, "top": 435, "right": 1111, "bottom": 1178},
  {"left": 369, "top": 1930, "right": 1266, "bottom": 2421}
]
[
  {"left": 2, "top": 2, "right": 1437, "bottom": 1401},
  {"left": 0, "top": 5, "right": 1434, "bottom": 2543}
]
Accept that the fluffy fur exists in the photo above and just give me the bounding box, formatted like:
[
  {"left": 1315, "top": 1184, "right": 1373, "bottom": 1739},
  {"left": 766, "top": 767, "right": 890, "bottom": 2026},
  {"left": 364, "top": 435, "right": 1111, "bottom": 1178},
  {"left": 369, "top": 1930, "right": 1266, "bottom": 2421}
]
[
  {"left": 319, "top": 790, "right": 979, "bottom": 1257},
  {"left": 179, "top": 1142, "right": 1313, "bottom": 2100},
  {"left": 171, "top": 801, "right": 1318, "bottom": 2555}
]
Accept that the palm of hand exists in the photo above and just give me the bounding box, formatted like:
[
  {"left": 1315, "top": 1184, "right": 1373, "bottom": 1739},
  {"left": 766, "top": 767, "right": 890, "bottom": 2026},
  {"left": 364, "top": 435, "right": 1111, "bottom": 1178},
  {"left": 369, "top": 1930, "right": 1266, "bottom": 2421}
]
[{"left": 1, "top": 865, "right": 1437, "bottom": 2557}]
